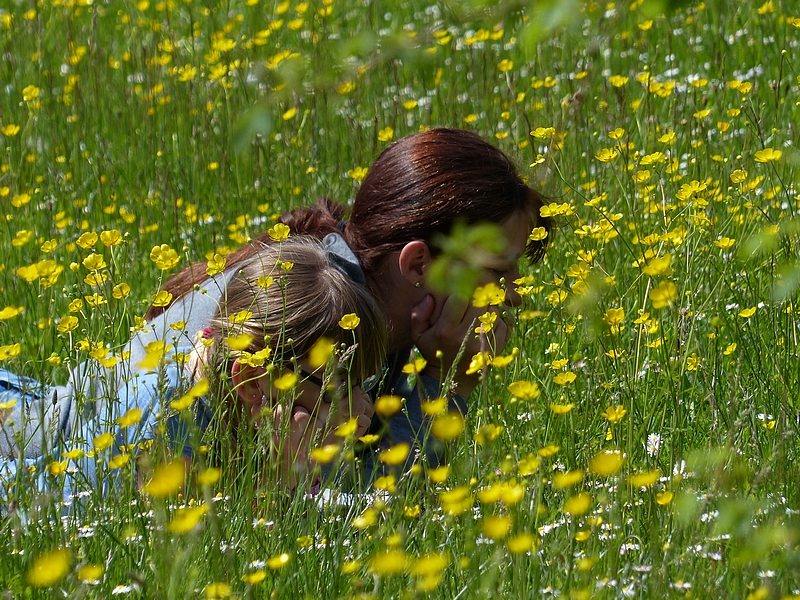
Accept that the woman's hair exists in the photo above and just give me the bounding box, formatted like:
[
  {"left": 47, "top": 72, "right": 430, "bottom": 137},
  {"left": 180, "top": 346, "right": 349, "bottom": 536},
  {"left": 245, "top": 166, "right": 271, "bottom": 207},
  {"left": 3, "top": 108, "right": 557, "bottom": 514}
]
[
  {"left": 282, "top": 128, "right": 551, "bottom": 273},
  {"left": 146, "top": 128, "right": 550, "bottom": 319},
  {"left": 190, "top": 236, "right": 386, "bottom": 388}
]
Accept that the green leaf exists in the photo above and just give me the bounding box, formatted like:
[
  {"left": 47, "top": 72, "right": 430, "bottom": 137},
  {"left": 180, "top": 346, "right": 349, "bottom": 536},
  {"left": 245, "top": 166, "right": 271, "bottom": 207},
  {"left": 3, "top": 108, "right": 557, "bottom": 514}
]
[
  {"left": 232, "top": 105, "right": 274, "bottom": 153},
  {"left": 520, "top": 0, "right": 582, "bottom": 49},
  {"left": 772, "top": 261, "right": 800, "bottom": 302},
  {"left": 427, "top": 222, "right": 508, "bottom": 300}
]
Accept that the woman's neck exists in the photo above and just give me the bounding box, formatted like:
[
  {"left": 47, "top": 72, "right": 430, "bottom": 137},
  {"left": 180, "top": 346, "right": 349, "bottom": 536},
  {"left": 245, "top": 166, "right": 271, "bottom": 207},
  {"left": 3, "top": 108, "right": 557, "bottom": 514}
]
[{"left": 367, "top": 272, "right": 414, "bottom": 354}]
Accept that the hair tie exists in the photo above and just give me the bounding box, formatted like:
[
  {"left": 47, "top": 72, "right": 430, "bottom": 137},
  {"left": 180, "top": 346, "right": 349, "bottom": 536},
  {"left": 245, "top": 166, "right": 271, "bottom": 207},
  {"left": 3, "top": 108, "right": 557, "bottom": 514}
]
[
  {"left": 323, "top": 232, "right": 366, "bottom": 287},
  {"left": 337, "top": 220, "right": 347, "bottom": 232}
]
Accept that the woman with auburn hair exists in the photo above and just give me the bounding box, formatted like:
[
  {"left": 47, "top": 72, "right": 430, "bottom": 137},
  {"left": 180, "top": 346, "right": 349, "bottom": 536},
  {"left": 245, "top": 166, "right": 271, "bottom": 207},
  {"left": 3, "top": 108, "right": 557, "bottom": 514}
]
[
  {"left": 1, "top": 236, "right": 385, "bottom": 496},
  {"left": 148, "top": 128, "right": 551, "bottom": 474}
]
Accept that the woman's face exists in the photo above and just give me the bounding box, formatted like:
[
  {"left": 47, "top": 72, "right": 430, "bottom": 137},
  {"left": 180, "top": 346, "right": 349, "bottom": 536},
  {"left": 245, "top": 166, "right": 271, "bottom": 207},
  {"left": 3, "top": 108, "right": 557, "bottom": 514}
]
[{"left": 480, "top": 210, "right": 532, "bottom": 307}]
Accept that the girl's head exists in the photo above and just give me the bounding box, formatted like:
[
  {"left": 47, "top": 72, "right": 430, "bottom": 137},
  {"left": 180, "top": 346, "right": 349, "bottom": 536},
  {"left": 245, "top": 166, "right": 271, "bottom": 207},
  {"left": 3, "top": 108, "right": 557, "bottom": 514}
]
[{"left": 191, "top": 236, "right": 386, "bottom": 404}]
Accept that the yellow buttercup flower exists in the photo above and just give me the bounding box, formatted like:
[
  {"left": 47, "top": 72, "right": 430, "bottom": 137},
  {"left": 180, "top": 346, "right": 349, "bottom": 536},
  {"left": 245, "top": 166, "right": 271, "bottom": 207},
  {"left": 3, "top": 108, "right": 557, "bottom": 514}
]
[
  {"left": 538, "top": 444, "right": 561, "bottom": 458},
  {"left": 421, "top": 397, "right": 447, "bottom": 416},
  {"left": 602, "top": 405, "right": 627, "bottom": 422},
  {"left": 338, "top": 313, "right": 360, "bottom": 330},
  {"left": 738, "top": 306, "right": 756, "bottom": 318},
  {"left": 507, "top": 532, "right": 537, "bottom": 554},
  {"left": 143, "top": 460, "right": 186, "bottom": 497},
  {"left": 112, "top": 283, "right": 131, "bottom": 299},
  {"left": 641, "top": 254, "right": 673, "bottom": 277},
  {"left": 518, "top": 454, "right": 541, "bottom": 475},
  {"left": 206, "top": 253, "right": 227, "bottom": 275},
  {"left": 26, "top": 548, "right": 71, "bottom": 587},
  {"left": 117, "top": 407, "right": 143, "bottom": 428},
  {"left": 531, "top": 126, "right": 556, "bottom": 138},
  {"left": 100, "top": 229, "right": 123, "bottom": 246},
  {"left": 754, "top": 147, "right": 782, "bottom": 163},
  {"left": 589, "top": 450, "right": 625, "bottom": 476},
  {"left": 197, "top": 467, "right": 221, "bottom": 486},
  {"left": 552, "top": 371, "right": 576, "bottom": 385},
  {"left": 167, "top": 504, "right": 209, "bottom": 533},
  {"left": 307, "top": 337, "right": 333, "bottom": 368},
  {"left": 431, "top": 411, "right": 464, "bottom": 441},
  {"left": 267, "top": 553, "right": 291, "bottom": 569},
  {"left": 77, "top": 564, "right": 104, "bottom": 583},
  {"left": 481, "top": 515, "right": 512, "bottom": 540},
  {"left": 564, "top": 492, "right": 592, "bottom": 516},
  {"left": 347, "top": 166, "right": 369, "bottom": 182},
  {"left": 595, "top": 147, "right": 619, "bottom": 162},
  {"left": 242, "top": 571, "right": 266, "bottom": 585},
  {"left": 552, "top": 469, "right": 584, "bottom": 489},
  {"left": 82, "top": 252, "right": 107, "bottom": 271},
  {"left": 22, "top": 84, "right": 41, "bottom": 102},
  {"left": 353, "top": 507, "right": 378, "bottom": 529},
  {"left": 272, "top": 371, "right": 298, "bottom": 391},
  {"left": 108, "top": 453, "right": 130, "bottom": 469},
  {"left": 375, "top": 395, "right": 403, "bottom": 417},
  {"left": 151, "top": 290, "right": 173, "bottom": 307},
  {"left": 49, "top": 460, "right": 68, "bottom": 476},
  {"left": 228, "top": 309, "right": 253, "bottom": 325},
  {"left": 465, "top": 351, "right": 492, "bottom": 375},
  {"left": 57, "top": 316, "right": 79, "bottom": 333},
  {"left": 628, "top": 470, "right": 660, "bottom": 488},
  {"left": 334, "top": 417, "right": 359, "bottom": 438},
  {"left": 377, "top": 126, "right": 394, "bottom": 141},
  {"left": 402, "top": 357, "right": 427, "bottom": 374},
  {"left": 603, "top": 307, "right": 625, "bottom": 326},
  {"left": 93, "top": 432, "right": 114, "bottom": 452},
  {"left": 310, "top": 444, "right": 341, "bottom": 463},
  {"left": 267, "top": 223, "right": 290, "bottom": 241},
  {"left": 0, "top": 123, "right": 20, "bottom": 136},
  {"left": 379, "top": 442, "right": 411, "bottom": 466},
  {"left": 507, "top": 380, "right": 541, "bottom": 400},
  {"left": 150, "top": 244, "right": 180, "bottom": 270},
  {"left": 375, "top": 474, "right": 397, "bottom": 493},
  {"left": 656, "top": 491, "right": 674, "bottom": 505},
  {"left": 369, "top": 549, "right": 407, "bottom": 576},
  {"left": 472, "top": 282, "right": 505, "bottom": 307},
  {"left": 649, "top": 280, "right": 677, "bottom": 309},
  {"left": 205, "top": 583, "right": 232, "bottom": 599},
  {"left": 529, "top": 227, "right": 548, "bottom": 241}
]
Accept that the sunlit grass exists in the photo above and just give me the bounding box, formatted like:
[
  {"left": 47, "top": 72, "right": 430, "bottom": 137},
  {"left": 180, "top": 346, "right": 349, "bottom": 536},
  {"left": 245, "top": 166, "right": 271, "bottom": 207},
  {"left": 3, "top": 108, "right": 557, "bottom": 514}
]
[{"left": 2, "top": 0, "right": 800, "bottom": 597}]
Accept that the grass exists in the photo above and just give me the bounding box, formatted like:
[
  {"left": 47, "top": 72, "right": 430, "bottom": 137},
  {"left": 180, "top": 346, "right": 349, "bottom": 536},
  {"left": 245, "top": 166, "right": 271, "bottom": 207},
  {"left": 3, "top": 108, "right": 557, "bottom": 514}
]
[{"left": 1, "top": 0, "right": 800, "bottom": 597}]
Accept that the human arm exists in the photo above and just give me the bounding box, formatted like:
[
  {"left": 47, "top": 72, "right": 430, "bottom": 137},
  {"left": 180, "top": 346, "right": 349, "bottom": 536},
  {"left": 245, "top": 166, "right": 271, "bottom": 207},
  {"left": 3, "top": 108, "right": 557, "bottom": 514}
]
[
  {"left": 244, "top": 385, "right": 374, "bottom": 490},
  {"left": 409, "top": 294, "right": 513, "bottom": 398}
]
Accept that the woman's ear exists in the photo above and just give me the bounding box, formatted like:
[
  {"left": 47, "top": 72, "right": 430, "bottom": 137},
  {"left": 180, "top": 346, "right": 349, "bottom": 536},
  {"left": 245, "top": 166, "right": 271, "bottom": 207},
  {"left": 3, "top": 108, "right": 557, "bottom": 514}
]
[
  {"left": 397, "top": 240, "right": 432, "bottom": 286},
  {"left": 230, "top": 359, "right": 266, "bottom": 409}
]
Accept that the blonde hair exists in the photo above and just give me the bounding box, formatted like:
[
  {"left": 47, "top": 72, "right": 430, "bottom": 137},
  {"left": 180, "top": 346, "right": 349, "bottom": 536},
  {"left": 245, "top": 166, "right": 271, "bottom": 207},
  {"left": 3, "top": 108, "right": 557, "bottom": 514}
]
[{"left": 190, "top": 236, "right": 386, "bottom": 391}]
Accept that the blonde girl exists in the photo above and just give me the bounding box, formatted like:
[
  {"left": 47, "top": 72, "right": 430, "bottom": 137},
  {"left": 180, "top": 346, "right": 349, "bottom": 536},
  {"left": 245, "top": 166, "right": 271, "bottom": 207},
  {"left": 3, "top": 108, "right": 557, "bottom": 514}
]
[{"left": 1, "top": 236, "right": 385, "bottom": 495}]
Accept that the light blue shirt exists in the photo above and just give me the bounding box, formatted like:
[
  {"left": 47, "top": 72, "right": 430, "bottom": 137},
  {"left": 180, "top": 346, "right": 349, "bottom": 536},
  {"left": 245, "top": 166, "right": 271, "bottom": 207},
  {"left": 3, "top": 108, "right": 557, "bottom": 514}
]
[
  {"left": 0, "top": 345, "right": 210, "bottom": 505},
  {"left": 0, "top": 272, "right": 231, "bottom": 505}
]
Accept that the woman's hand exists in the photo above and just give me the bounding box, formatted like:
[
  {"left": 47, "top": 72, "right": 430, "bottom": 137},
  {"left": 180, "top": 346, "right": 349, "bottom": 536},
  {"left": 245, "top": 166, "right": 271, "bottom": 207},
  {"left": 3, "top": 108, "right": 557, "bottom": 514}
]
[{"left": 409, "top": 293, "right": 513, "bottom": 397}]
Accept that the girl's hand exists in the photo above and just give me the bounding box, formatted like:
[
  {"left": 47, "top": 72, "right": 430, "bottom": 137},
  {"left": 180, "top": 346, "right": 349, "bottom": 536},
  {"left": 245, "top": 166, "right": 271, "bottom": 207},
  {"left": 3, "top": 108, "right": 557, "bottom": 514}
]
[
  {"left": 271, "top": 402, "right": 316, "bottom": 491},
  {"left": 321, "top": 386, "right": 374, "bottom": 444},
  {"left": 269, "top": 386, "right": 375, "bottom": 489}
]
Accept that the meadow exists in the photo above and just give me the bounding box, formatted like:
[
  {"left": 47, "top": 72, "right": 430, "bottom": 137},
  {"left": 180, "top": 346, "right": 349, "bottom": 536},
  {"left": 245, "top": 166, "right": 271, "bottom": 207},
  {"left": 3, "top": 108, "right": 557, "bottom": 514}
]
[{"left": 1, "top": 0, "right": 799, "bottom": 596}]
